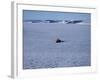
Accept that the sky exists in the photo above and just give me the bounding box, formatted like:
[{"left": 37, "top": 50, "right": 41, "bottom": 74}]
[{"left": 23, "top": 10, "right": 90, "bottom": 23}]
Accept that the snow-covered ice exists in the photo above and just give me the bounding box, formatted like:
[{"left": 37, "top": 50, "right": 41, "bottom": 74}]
[{"left": 23, "top": 23, "right": 91, "bottom": 69}]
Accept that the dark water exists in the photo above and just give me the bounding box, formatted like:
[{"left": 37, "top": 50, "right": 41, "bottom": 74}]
[{"left": 23, "top": 23, "right": 91, "bottom": 69}]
